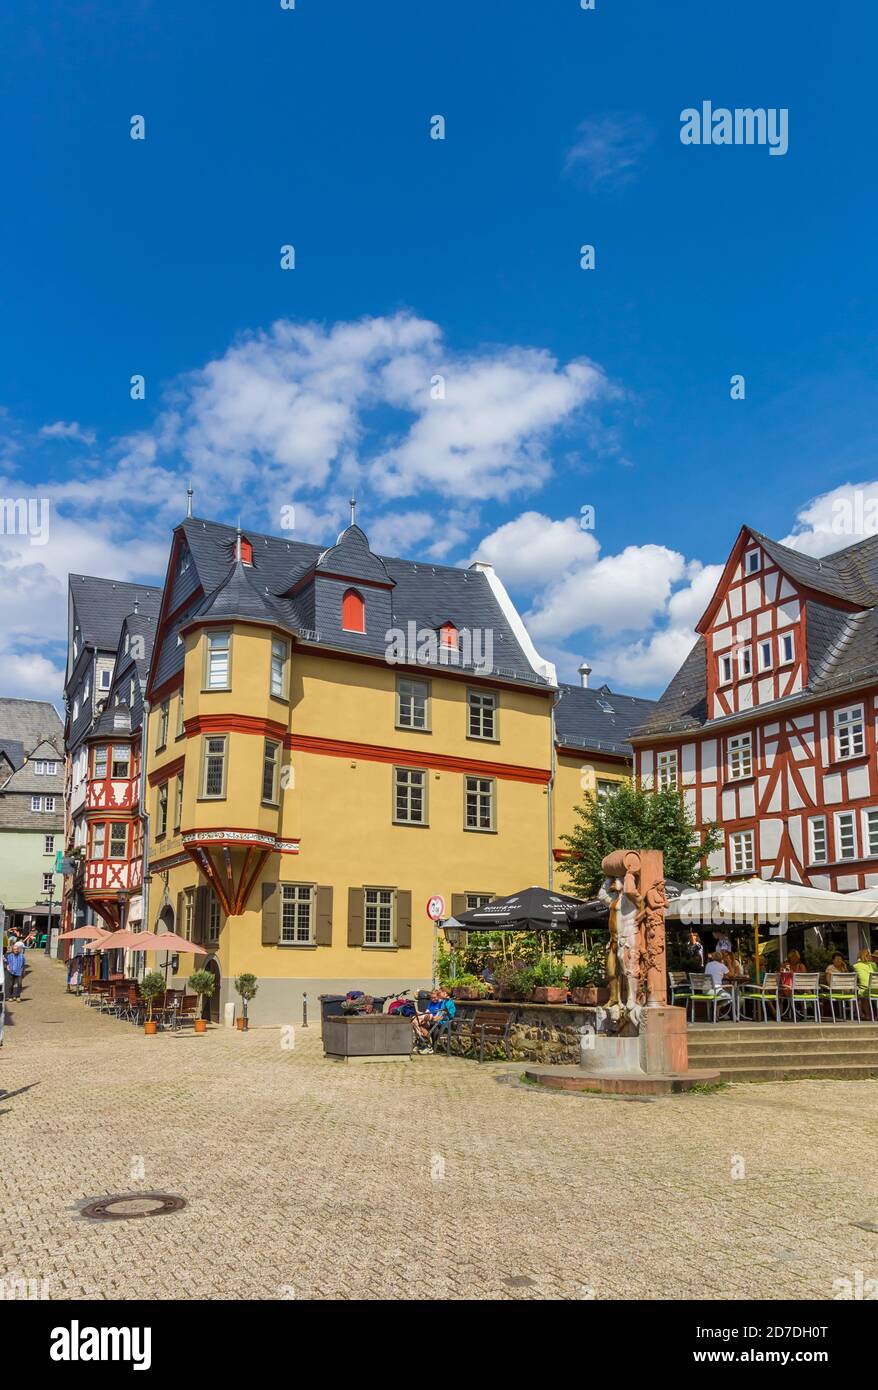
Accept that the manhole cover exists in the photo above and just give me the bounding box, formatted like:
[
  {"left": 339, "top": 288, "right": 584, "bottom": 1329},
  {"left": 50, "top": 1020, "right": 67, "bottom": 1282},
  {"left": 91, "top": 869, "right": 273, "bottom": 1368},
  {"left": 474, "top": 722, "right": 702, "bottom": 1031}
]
[{"left": 80, "top": 1192, "right": 186, "bottom": 1222}]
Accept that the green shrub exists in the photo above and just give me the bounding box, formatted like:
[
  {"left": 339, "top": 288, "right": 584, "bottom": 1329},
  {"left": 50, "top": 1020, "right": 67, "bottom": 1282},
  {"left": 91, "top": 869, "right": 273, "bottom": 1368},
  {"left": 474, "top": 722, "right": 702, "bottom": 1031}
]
[{"left": 139, "top": 970, "right": 166, "bottom": 1023}]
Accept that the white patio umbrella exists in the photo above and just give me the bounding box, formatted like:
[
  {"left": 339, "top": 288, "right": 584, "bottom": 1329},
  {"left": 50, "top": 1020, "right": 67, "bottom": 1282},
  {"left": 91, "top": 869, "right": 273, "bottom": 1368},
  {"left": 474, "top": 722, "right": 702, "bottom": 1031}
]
[{"left": 667, "top": 875, "right": 878, "bottom": 975}]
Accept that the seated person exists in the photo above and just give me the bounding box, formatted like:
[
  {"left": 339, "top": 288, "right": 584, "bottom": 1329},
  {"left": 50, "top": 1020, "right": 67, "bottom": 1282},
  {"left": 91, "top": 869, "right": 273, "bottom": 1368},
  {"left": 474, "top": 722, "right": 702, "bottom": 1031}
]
[
  {"left": 704, "top": 952, "right": 730, "bottom": 994},
  {"left": 823, "top": 952, "right": 849, "bottom": 985},
  {"left": 413, "top": 988, "right": 457, "bottom": 1052},
  {"left": 786, "top": 949, "right": 807, "bottom": 974},
  {"left": 854, "top": 949, "right": 877, "bottom": 998}
]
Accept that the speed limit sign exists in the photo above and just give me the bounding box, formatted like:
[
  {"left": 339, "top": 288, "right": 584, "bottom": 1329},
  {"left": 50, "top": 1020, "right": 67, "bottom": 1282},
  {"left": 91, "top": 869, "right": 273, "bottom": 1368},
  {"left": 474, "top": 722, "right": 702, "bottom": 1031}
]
[{"left": 426, "top": 895, "right": 446, "bottom": 922}]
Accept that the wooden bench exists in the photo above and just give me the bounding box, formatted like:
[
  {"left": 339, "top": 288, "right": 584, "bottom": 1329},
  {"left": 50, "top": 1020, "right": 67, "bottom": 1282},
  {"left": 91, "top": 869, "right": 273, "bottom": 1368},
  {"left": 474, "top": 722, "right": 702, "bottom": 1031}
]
[{"left": 440, "top": 1007, "right": 518, "bottom": 1063}]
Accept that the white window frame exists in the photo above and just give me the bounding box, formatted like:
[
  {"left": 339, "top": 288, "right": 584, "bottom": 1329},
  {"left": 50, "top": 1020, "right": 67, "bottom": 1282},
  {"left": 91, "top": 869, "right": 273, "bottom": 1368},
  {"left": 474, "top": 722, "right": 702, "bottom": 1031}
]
[
  {"left": 270, "top": 637, "right": 290, "bottom": 700},
  {"left": 262, "top": 740, "right": 281, "bottom": 805},
  {"left": 44, "top": 834, "right": 55, "bottom": 855},
  {"left": 656, "top": 750, "right": 678, "bottom": 790},
  {"left": 467, "top": 689, "right": 497, "bottom": 741},
  {"left": 280, "top": 883, "right": 315, "bottom": 945},
  {"left": 34, "top": 760, "right": 45, "bottom": 776},
  {"left": 92, "top": 823, "right": 106, "bottom": 858},
  {"left": 719, "top": 654, "right": 733, "bottom": 685},
  {"left": 363, "top": 887, "right": 395, "bottom": 946},
  {"left": 835, "top": 810, "right": 857, "bottom": 861},
  {"left": 738, "top": 646, "right": 752, "bottom": 678},
  {"left": 779, "top": 632, "right": 795, "bottom": 665},
  {"left": 396, "top": 677, "right": 430, "bottom": 732},
  {"left": 201, "top": 735, "right": 228, "bottom": 799},
  {"left": 464, "top": 775, "right": 495, "bottom": 832},
  {"left": 862, "top": 807, "right": 878, "bottom": 859},
  {"left": 745, "top": 550, "right": 760, "bottom": 574},
  {"left": 834, "top": 704, "right": 865, "bottom": 761},
  {"left": 808, "top": 815, "right": 828, "bottom": 866},
  {"left": 205, "top": 631, "right": 231, "bottom": 690},
  {"left": 31, "top": 796, "right": 42, "bottom": 812},
  {"left": 156, "top": 783, "right": 168, "bottom": 837},
  {"left": 44, "top": 796, "right": 56, "bottom": 812},
  {"left": 42, "top": 872, "right": 54, "bottom": 894},
  {"left": 108, "top": 822, "right": 128, "bottom": 860},
  {"left": 393, "top": 766, "right": 427, "bottom": 825},
  {"left": 729, "top": 829, "right": 755, "bottom": 874},
  {"left": 99, "top": 669, "right": 111, "bottom": 690},
  {"left": 728, "top": 732, "right": 753, "bottom": 781},
  {"left": 758, "top": 640, "right": 772, "bottom": 672},
  {"left": 206, "top": 892, "right": 221, "bottom": 944}
]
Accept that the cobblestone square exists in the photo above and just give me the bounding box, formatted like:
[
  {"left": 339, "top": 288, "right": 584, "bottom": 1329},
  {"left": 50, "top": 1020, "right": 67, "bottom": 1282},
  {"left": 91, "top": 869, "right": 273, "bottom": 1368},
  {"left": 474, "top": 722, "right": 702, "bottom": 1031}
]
[{"left": 2, "top": 953, "right": 877, "bottom": 1302}]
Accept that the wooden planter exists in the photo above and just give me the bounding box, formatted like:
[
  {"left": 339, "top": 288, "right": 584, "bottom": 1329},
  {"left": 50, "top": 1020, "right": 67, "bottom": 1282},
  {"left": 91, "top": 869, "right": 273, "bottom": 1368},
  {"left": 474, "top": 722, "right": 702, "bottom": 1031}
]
[
  {"left": 194, "top": 1018, "right": 206, "bottom": 1034},
  {"left": 144, "top": 1020, "right": 157, "bottom": 1035},
  {"left": 532, "top": 986, "right": 569, "bottom": 1004},
  {"left": 323, "top": 1014, "right": 412, "bottom": 1060},
  {"left": 236, "top": 1016, "right": 248, "bottom": 1031},
  {"left": 570, "top": 986, "right": 610, "bottom": 1006}
]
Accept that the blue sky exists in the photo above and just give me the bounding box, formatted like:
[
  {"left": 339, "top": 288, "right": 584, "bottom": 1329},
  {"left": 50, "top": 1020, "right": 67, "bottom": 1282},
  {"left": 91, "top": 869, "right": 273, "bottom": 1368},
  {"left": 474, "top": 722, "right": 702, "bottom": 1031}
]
[{"left": 2, "top": 0, "right": 876, "bottom": 700}]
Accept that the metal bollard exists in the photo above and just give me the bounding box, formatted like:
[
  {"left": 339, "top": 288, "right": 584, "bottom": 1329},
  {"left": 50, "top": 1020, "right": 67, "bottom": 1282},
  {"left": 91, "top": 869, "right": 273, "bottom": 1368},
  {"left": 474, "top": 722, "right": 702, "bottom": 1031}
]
[{"left": 302, "top": 991, "right": 308, "bottom": 1028}]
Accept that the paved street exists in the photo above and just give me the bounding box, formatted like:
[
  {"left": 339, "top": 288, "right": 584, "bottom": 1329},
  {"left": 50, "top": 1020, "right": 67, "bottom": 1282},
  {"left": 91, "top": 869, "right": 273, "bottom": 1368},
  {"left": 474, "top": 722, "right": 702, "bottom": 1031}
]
[{"left": 2, "top": 951, "right": 877, "bottom": 1301}]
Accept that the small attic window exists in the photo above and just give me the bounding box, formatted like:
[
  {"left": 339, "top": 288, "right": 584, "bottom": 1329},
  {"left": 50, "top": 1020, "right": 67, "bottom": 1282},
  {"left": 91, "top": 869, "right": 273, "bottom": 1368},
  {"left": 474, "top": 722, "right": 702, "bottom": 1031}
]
[
  {"left": 439, "top": 622, "right": 459, "bottom": 649},
  {"left": 240, "top": 537, "right": 253, "bottom": 566},
  {"left": 177, "top": 547, "right": 191, "bottom": 577},
  {"left": 745, "top": 550, "right": 760, "bottom": 574},
  {"left": 342, "top": 588, "right": 365, "bottom": 633}
]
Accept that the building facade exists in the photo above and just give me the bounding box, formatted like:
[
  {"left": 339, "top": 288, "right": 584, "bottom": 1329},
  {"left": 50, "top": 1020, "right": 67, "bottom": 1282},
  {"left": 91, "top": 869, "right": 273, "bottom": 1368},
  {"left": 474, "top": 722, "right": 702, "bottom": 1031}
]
[
  {"left": 0, "top": 699, "right": 64, "bottom": 935},
  {"left": 631, "top": 525, "right": 878, "bottom": 909}
]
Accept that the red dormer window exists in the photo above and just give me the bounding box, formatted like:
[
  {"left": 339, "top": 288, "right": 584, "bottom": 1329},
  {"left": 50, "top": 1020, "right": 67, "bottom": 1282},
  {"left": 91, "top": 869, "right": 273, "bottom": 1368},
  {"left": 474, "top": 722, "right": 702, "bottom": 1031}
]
[
  {"left": 342, "top": 588, "right": 365, "bottom": 633},
  {"left": 439, "top": 622, "right": 459, "bottom": 649},
  {"left": 240, "top": 537, "right": 253, "bottom": 566}
]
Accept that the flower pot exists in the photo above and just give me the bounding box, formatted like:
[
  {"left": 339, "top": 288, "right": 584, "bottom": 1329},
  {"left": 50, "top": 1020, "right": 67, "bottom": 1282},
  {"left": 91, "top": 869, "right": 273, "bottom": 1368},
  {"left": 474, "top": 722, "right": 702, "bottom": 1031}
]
[
  {"left": 236, "top": 1016, "right": 247, "bottom": 1031},
  {"left": 144, "top": 1020, "right": 157, "bottom": 1035},
  {"left": 453, "top": 987, "right": 482, "bottom": 1001},
  {"left": 194, "top": 1018, "right": 206, "bottom": 1034},
  {"left": 571, "top": 986, "right": 610, "bottom": 1006},
  {"left": 532, "top": 986, "right": 569, "bottom": 1004}
]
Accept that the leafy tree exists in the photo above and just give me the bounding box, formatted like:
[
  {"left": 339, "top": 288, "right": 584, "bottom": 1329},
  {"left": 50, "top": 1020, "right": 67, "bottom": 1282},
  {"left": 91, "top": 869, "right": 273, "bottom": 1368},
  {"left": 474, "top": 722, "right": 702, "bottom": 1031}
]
[{"left": 560, "top": 779, "right": 722, "bottom": 899}]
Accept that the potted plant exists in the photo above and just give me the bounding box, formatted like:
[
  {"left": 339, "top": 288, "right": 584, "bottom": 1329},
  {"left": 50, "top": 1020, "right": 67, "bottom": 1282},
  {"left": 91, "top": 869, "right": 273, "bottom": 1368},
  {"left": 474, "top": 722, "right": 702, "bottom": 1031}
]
[
  {"left": 495, "top": 963, "right": 535, "bottom": 1001},
  {"left": 450, "top": 972, "right": 490, "bottom": 1001},
  {"left": 188, "top": 968, "right": 215, "bottom": 1033},
  {"left": 234, "top": 973, "right": 258, "bottom": 1030},
  {"left": 530, "top": 955, "right": 568, "bottom": 1004},
  {"left": 140, "top": 970, "right": 166, "bottom": 1035},
  {"left": 568, "top": 945, "right": 610, "bottom": 1005}
]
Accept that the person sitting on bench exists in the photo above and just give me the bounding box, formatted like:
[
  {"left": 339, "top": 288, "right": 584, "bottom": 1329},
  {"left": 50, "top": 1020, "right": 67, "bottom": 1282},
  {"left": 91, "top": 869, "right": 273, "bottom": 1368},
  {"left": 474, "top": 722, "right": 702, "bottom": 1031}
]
[{"left": 413, "top": 988, "right": 455, "bottom": 1053}]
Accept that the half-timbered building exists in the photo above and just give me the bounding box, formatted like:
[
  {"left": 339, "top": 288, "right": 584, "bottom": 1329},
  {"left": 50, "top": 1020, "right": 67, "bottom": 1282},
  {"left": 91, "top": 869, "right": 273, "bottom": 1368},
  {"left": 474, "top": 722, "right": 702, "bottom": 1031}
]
[{"left": 631, "top": 525, "right": 878, "bottom": 909}]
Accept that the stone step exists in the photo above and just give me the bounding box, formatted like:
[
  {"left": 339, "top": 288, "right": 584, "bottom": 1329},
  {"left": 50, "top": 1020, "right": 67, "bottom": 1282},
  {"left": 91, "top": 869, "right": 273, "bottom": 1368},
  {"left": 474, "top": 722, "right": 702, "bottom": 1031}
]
[
  {"left": 688, "top": 1046, "right": 878, "bottom": 1067},
  {"left": 689, "top": 1025, "right": 878, "bottom": 1041},
  {"left": 710, "top": 1062, "right": 878, "bottom": 1082},
  {"left": 688, "top": 1038, "right": 878, "bottom": 1058}
]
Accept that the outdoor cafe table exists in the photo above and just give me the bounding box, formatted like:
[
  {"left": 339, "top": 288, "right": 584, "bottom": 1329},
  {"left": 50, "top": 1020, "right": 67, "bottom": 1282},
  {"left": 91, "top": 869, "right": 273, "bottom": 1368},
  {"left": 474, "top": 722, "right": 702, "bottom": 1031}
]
[{"left": 723, "top": 977, "right": 751, "bottom": 1022}]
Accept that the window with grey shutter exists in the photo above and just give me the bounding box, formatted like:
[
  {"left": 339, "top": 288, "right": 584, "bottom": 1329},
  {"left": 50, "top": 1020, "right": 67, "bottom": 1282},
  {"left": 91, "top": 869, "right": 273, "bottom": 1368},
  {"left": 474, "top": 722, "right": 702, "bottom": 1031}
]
[
  {"left": 347, "top": 887, "right": 364, "bottom": 946},
  {"left": 396, "top": 890, "right": 412, "bottom": 948},
  {"left": 316, "top": 886, "right": 333, "bottom": 945}
]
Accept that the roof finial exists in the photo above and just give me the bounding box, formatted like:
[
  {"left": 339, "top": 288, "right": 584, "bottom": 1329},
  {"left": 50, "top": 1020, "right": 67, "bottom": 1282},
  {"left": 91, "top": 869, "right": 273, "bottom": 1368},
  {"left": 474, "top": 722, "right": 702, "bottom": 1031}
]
[
  {"left": 350, "top": 494, "right": 357, "bottom": 528},
  {"left": 186, "top": 483, "right": 193, "bottom": 518},
  {"left": 235, "top": 520, "right": 242, "bottom": 562}
]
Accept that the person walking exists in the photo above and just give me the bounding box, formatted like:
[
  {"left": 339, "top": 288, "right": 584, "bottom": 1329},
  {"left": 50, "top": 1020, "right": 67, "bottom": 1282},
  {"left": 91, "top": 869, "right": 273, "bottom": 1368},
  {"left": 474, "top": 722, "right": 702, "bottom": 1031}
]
[{"left": 5, "top": 941, "right": 25, "bottom": 1000}]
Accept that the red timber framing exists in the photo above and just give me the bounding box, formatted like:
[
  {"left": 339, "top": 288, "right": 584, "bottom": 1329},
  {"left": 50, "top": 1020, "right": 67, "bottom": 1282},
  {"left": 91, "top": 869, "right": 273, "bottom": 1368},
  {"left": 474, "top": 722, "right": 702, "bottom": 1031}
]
[{"left": 636, "top": 526, "right": 878, "bottom": 890}]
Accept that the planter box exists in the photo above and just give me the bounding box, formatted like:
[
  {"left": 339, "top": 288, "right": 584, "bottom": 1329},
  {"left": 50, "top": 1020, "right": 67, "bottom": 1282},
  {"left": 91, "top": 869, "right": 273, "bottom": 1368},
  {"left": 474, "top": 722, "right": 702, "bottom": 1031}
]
[
  {"left": 322, "top": 1014, "right": 412, "bottom": 1061},
  {"left": 453, "top": 987, "right": 485, "bottom": 1001},
  {"left": 532, "top": 986, "right": 569, "bottom": 1004},
  {"left": 570, "top": 986, "right": 610, "bottom": 1006}
]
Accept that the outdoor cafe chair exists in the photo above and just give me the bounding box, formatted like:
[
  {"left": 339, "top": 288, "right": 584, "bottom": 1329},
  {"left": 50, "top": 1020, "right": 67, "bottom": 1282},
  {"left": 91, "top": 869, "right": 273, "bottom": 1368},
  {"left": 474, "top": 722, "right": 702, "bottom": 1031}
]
[
  {"left": 668, "top": 970, "right": 691, "bottom": 1008},
  {"left": 823, "top": 972, "right": 859, "bottom": 1023},
  {"left": 869, "top": 974, "right": 878, "bottom": 1022},
  {"left": 789, "top": 972, "right": 822, "bottom": 1023},
  {"left": 687, "top": 973, "right": 732, "bottom": 1024},
  {"left": 738, "top": 973, "right": 783, "bottom": 1022}
]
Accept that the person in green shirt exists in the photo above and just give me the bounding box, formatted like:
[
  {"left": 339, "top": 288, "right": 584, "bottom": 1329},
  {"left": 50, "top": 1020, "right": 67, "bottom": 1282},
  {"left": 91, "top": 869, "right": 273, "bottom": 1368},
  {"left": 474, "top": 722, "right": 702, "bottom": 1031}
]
[{"left": 853, "top": 949, "right": 877, "bottom": 1017}]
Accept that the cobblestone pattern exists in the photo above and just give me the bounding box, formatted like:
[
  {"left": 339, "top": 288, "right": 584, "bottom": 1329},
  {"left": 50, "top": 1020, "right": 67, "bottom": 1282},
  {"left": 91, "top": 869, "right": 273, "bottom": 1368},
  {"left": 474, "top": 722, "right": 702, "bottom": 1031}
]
[{"left": 1, "top": 953, "right": 877, "bottom": 1301}]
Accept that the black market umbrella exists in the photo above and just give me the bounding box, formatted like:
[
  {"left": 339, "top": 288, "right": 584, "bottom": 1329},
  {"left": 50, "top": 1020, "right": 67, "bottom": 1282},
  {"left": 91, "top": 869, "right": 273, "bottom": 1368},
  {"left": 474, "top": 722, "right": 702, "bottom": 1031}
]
[
  {"left": 564, "top": 879, "right": 693, "bottom": 927},
  {"left": 450, "top": 886, "right": 585, "bottom": 931}
]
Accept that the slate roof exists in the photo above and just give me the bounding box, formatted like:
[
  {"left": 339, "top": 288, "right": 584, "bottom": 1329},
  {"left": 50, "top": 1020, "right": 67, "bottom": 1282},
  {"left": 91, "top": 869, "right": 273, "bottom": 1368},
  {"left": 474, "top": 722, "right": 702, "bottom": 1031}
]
[
  {"left": 634, "top": 527, "right": 878, "bottom": 739},
  {"left": 151, "top": 517, "right": 556, "bottom": 694},
  {"left": 69, "top": 575, "right": 162, "bottom": 655},
  {"left": 554, "top": 683, "right": 657, "bottom": 757},
  {"left": 0, "top": 699, "right": 62, "bottom": 753},
  {"left": 1, "top": 738, "right": 64, "bottom": 795}
]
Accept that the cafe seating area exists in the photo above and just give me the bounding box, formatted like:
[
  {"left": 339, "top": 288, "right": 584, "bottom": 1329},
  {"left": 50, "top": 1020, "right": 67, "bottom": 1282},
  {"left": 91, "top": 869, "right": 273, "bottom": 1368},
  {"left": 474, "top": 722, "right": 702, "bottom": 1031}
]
[
  {"left": 671, "top": 969, "right": 878, "bottom": 1025},
  {"left": 82, "top": 976, "right": 199, "bottom": 1030}
]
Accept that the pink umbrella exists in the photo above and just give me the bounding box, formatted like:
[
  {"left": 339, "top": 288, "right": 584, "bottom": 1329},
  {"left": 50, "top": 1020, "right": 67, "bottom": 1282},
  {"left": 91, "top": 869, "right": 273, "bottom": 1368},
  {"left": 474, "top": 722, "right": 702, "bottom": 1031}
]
[
  {"left": 57, "top": 926, "right": 104, "bottom": 941},
  {"left": 151, "top": 931, "right": 209, "bottom": 955},
  {"left": 87, "top": 930, "right": 166, "bottom": 952}
]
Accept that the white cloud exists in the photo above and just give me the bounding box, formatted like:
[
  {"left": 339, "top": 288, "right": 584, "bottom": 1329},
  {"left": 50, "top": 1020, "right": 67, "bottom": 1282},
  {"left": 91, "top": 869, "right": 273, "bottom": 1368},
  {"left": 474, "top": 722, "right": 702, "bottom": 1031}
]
[
  {"left": 470, "top": 511, "right": 598, "bottom": 590},
  {"left": 39, "top": 420, "right": 96, "bottom": 445},
  {"left": 781, "top": 480, "right": 878, "bottom": 557},
  {"left": 564, "top": 114, "right": 655, "bottom": 189},
  {"left": 527, "top": 543, "right": 687, "bottom": 640}
]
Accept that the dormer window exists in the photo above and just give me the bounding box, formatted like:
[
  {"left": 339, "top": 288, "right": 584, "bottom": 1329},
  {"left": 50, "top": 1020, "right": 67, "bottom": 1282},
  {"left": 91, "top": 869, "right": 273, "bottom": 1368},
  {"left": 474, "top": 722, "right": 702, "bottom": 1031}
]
[
  {"left": 745, "top": 550, "right": 760, "bottom": 574},
  {"left": 439, "top": 622, "right": 458, "bottom": 649},
  {"left": 342, "top": 588, "right": 365, "bottom": 633},
  {"left": 240, "top": 537, "right": 253, "bottom": 566},
  {"left": 177, "top": 547, "right": 191, "bottom": 578}
]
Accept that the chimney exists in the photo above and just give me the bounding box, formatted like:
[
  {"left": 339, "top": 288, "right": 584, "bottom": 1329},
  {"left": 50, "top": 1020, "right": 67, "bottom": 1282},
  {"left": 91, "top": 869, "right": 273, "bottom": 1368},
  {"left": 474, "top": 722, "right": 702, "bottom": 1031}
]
[{"left": 578, "top": 661, "right": 592, "bottom": 689}]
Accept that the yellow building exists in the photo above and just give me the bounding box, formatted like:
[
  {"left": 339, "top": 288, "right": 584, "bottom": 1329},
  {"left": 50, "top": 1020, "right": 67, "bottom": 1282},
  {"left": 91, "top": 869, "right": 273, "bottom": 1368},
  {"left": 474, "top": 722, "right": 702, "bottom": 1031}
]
[{"left": 141, "top": 515, "right": 655, "bottom": 1023}]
